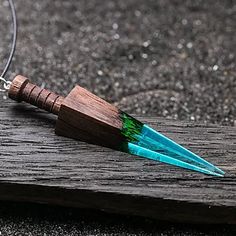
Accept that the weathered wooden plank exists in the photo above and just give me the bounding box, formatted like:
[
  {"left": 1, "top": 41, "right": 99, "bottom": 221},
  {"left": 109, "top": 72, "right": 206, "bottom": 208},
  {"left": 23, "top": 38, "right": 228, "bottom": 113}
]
[{"left": 0, "top": 99, "right": 236, "bottom": 224}]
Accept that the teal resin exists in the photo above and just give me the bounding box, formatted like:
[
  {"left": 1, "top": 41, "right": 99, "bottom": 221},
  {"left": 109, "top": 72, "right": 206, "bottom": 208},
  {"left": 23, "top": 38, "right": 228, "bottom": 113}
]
[
  {"left": 126, "top": 142, "right": 223, "bottom": 177},
  {"left": 120, "top": 112, "right": 224, "bottom": 176}
]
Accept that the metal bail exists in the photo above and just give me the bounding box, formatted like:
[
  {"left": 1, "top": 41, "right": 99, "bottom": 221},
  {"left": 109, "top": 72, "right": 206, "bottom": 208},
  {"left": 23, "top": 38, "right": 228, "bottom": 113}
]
[{"left": 0, "top": 77, "right": 12, "bottom": 92}]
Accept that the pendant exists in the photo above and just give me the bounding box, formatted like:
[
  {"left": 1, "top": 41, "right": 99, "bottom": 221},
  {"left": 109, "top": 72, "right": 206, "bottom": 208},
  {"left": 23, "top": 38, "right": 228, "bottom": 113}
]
[{"left": 8, "top": 75, "right": 224, "bottom": 176}]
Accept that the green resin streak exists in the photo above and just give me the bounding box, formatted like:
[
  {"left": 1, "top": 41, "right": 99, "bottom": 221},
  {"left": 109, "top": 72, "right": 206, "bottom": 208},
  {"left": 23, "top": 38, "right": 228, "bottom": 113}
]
[
  {"left": 120, "top": 113, "right": 143, "bottom": 143},
  {"left": 119, "top": 112, "right": 224, "bottom": 176}
]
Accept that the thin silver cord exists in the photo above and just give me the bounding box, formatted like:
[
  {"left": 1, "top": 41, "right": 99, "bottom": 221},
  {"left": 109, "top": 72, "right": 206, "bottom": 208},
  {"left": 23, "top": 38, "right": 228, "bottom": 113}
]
[{"left": 0, "top": 0, "right": 17, "bottom": 91}]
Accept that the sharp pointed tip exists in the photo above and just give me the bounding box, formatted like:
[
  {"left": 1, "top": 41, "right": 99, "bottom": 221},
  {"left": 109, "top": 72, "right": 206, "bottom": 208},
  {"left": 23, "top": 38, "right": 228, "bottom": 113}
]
[
  {"left": 191, "top": 166, "right": 224, "bottom": 177},
  {"left": 203, "top": 166, "right": 225, "bottom": 177},
  {"left": 139, "top": 124, "right": 226, "bottom": 176},
  {"left": 216, "top": 168, "right": 225, "bottom": 176},
  {"left": 120, "top": 118, "right": 225, "bottom": 177},
  {"left": 192, "top": 166, "right": 224, "bottom": 177},
  {"left": 209, "top": 165, "right": 225, "bottom": 176},
  {"left": 125, "top": 142, "right": 225, "bottom": 177},
  {"left": 211, "top": 172, "right": 224, "bottom": 177}
]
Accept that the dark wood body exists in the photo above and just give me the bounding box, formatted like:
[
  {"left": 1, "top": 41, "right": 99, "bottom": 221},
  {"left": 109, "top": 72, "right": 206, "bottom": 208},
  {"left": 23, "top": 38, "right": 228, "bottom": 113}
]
[
  {"left": 8, "top": 76, "right": 126, "bottom": 148},
  {"left": 56, "top": 85, "right": 125, "bottom": 148}
]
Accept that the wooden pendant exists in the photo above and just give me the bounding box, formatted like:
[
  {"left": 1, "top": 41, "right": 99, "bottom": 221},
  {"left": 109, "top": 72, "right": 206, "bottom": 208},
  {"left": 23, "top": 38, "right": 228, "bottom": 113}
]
[
  {"left": 8, "top": 75, "right": 225, "bottom": 176},
  {"left": 8, "top": 75, "right": 126, "bottom": 149}
]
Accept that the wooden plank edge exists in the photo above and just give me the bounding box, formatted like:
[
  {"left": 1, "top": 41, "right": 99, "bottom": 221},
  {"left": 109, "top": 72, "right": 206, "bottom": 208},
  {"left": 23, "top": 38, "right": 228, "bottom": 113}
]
[{"left": 0, "top": 182, "right": 235, "bottom": 224}]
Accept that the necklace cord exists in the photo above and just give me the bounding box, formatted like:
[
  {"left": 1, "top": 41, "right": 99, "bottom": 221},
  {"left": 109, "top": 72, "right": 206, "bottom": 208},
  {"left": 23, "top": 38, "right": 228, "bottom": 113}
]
[{"left": 0, "top": 0, "right": 17, "bottom": 91}]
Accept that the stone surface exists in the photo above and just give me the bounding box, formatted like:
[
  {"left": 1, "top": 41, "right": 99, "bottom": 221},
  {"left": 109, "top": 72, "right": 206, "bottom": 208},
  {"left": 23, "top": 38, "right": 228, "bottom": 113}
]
[
  {"left": 0, "top": 202, "right": 235, "bottom": 236},
  {"left": 0, "top": 0, "right": 235, "bottom": 235},
  {"left": 0, "top": 0, "right": 235, "bottom": 126}
]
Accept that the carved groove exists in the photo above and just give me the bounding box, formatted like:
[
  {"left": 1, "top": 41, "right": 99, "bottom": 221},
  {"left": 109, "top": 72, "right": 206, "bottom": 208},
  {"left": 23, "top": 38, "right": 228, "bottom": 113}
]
[{"left": 8, "top": 75, "right": 64, "bottom": 115}]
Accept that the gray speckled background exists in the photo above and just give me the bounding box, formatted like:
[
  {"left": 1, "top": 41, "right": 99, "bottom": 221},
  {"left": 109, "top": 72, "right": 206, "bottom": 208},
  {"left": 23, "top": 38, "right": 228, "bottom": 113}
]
[{"left": 0, "top": 0, "right": 236, "bottom": 235}]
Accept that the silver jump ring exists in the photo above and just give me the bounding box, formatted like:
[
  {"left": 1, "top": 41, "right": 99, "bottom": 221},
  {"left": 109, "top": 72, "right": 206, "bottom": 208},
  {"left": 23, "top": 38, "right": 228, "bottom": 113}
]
[{"left": 0, "top": 77, "right": 12, "bottom": 92}]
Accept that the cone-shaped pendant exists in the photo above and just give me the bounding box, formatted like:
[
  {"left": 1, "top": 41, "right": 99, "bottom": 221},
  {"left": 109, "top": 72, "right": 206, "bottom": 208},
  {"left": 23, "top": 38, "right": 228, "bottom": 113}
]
[{"left": 8, "top": 75, "right": 224, "bottom": 177}]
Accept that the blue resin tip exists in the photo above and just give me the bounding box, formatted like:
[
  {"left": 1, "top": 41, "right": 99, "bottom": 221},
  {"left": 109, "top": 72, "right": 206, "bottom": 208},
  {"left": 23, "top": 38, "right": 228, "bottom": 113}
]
[{"left": 120, "top": 113, "right": 224, "bottom": 176}]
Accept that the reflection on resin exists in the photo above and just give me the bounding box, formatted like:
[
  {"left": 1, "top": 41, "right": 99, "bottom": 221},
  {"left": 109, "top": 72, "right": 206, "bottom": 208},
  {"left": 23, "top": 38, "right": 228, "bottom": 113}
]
[{"left": 119, "top": 112, "right": 224, "bottom": 176}]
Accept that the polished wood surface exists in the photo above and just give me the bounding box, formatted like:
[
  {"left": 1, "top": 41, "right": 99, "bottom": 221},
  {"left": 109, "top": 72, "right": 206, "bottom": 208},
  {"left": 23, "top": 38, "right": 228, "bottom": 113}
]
[{"left": 56, "top": 85, "right": 124, "bottom": 148}]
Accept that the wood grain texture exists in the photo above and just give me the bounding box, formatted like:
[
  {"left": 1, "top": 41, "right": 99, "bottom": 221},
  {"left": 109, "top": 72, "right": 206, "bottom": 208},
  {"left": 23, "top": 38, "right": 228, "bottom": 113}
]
[
  {"left": 0, "top": 99, "right": 236, "bottom": 224},
  {"left": 56, "top": 85, "right": 124, "bottom": 148}
]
